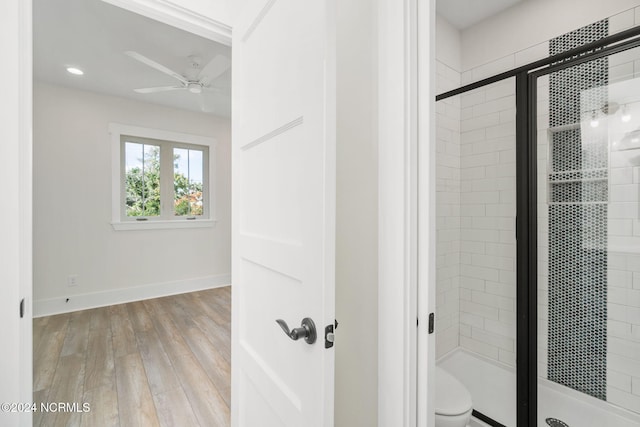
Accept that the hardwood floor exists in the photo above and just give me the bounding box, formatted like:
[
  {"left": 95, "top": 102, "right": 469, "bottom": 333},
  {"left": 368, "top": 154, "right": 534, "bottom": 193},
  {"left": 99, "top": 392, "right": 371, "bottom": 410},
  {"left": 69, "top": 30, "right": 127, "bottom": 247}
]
[{"left": 33, "top": 287, "right": 231, "bottom": 427}]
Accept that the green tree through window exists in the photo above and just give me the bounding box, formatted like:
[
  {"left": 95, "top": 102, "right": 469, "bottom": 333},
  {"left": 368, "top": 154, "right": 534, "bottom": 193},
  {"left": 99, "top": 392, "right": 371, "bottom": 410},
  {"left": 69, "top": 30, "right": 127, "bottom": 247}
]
[
  {"left": 125, "top": 145, "right": 203, "bottom": 217},
  {"left": 125, "top": 144, "right": 160, "bottom": 216}
]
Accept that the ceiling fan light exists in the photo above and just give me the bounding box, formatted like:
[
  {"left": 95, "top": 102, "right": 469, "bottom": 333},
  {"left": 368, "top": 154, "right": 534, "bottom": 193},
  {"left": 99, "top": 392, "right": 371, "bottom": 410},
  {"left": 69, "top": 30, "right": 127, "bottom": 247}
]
[{"left": 188, "top": 83, "right": 202, "bottom": 94}]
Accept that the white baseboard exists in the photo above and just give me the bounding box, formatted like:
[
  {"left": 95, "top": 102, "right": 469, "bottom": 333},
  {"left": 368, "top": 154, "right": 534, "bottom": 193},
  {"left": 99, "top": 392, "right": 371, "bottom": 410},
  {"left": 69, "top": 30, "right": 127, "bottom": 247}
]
[{"left": 33, "top": 274, "right": 231, "bottom": 317}]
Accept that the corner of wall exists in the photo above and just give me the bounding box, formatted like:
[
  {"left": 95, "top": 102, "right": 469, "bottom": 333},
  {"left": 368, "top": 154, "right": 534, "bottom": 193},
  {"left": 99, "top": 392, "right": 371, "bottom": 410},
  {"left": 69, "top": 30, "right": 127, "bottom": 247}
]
[{"left": 436, "top": 13, "right": 462, "bottom": 73}]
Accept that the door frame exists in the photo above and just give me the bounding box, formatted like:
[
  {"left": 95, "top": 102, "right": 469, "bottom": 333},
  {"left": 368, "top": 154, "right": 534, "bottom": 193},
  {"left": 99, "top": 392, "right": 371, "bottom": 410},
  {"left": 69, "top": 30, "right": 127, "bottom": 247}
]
[
  {"left": 100, "top": 0, "right": 231, "bottom": 45},
  {"left": 10, "top": 0, "right": 428, "bottom": 426},
  {"left": 2, "top": 0, "right": 33, "bottom": 425},
  {"left": 377, "top": 0, "right": 435, "bottom": 426},
  {"left": 6, "top": 2, "right": 231, "bottom": 426},
  {"left": 417, "top": 1, "right": 437, "bottom": 426}
]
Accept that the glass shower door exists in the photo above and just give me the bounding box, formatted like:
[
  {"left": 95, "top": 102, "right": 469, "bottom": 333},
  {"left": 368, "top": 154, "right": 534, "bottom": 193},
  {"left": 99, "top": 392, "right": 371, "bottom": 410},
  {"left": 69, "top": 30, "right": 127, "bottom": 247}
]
[
  {"left": 536, "top": 44, "right": 640, "bottom": 427},
  {"left": 435, "top": 78, "right": 518, "bottom": 426}
]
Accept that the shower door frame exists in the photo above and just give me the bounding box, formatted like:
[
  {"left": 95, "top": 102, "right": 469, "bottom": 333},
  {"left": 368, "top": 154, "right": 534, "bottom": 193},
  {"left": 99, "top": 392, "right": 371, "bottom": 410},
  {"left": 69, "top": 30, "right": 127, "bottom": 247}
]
[{"left": 435, "top": 25, "right": 640, "bottom": 427}]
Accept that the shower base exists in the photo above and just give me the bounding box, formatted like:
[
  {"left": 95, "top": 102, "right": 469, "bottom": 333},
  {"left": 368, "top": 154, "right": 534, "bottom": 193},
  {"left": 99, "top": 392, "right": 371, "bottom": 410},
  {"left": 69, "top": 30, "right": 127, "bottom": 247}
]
[{"left": 437, "top": 348, "right": 640, "bottom": 427}]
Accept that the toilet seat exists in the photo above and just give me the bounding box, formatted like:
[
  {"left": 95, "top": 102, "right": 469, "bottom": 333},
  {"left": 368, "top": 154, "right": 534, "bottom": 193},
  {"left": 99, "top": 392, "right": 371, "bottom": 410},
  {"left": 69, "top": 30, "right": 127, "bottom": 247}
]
[{"left": 435, "top": 367, "right": 473, "bottom": 416}]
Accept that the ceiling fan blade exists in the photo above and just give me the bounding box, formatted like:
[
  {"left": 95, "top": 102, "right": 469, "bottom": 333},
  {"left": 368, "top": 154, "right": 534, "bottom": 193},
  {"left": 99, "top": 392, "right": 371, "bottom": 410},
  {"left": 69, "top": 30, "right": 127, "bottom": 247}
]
[
  {"left": 199, "top": 54, "right": 231, "bottom": 85},
  {"left": 125, "top": 51, "right": 188, "bottom": 85},
  {"left": 134, "top": 86, "right": 184, "bottom": 94}
]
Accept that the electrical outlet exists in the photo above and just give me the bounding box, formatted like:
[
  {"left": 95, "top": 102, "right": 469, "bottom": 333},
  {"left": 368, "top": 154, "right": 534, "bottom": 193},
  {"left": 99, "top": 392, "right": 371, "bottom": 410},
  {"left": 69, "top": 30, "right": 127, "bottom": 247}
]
[{"left": 67, "top": 274, "right": 79, "bottom": 287}]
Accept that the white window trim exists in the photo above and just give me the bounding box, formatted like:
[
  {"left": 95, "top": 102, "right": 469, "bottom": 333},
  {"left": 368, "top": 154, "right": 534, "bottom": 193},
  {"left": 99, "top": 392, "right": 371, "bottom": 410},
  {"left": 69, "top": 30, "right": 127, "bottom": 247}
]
[{"left": 109, "top": 123, "right": 217, "bottom": 231}]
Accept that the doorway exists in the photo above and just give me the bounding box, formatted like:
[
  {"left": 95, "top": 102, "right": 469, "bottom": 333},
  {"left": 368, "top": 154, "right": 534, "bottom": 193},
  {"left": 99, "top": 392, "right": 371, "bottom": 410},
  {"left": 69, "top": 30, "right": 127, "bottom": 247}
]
[{"left": 31, "top": 0, "right": 232, "bottom": 425}]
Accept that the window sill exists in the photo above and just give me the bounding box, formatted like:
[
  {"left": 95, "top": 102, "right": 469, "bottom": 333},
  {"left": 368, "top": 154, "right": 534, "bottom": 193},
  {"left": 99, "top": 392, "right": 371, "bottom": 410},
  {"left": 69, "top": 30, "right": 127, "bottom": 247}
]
[{"left": 111, "top": 219, "right": 217, "bottom": 231}]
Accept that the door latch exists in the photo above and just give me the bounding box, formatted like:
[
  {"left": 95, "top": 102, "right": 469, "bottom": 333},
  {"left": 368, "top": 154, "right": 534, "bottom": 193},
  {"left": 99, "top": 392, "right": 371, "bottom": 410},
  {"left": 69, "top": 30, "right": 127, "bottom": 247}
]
[
  {"left": 428, "top": 313, "right": 435, "bottom": 334},
  {"left": 325, "top": 319, "right": 338, "bottom": 348}
]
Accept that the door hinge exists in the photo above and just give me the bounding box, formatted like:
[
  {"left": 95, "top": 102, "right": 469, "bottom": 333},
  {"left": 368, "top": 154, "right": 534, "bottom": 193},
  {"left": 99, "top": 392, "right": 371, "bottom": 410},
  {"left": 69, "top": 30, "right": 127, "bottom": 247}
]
[
  {"left": 19, "top": 298, "right": 25, "bottom": 318},
  {"left": 428, "top": 313, "right": 435, "bottom": 334},
  {"left": 325, "top": 319, "right": 338, "bottom": 349}
]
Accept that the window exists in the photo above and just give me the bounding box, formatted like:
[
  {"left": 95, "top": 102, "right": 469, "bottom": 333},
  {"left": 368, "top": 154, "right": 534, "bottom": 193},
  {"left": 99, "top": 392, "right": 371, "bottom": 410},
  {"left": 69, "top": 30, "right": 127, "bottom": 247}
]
[
  {"left": 110, "top": 124, "right": 216, "bottom": 230},
  {"left": 122, "top": 136, "right": 208, "bottom": 219},
  {"left": 173, "top": 146, "right": 205, "bottom": 217}
]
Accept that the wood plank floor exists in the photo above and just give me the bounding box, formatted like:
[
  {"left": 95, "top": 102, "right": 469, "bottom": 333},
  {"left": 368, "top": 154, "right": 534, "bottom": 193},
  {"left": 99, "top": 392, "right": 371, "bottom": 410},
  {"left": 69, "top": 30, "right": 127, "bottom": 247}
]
[{"left": 33, "top": 287, "right": 231, "bottom": 427}]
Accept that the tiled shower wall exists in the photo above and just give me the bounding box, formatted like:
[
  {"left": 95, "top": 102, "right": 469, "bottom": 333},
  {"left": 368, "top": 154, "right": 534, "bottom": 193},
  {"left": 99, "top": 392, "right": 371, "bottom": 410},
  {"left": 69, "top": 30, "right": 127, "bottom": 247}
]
[
  {"left": 534, "top": 11, "right": 640, "bottom": 413},
  {"left": 436, "top": 72, "right": 519, "bottom": 366},
  {"left": 435, "top": 42, "right": 542, "bottom": 366},
  {"left": 547, "top": 20, "right": 610, "bottom": 401},
  {"left": 451, "top": 39, "right": 550, "bottom": 368},
  {"left": 458, "top": 80, "right": 517, "bottom": 366},
  {"left": 537, "top": 9, "right": 640, "bottom": 412}
]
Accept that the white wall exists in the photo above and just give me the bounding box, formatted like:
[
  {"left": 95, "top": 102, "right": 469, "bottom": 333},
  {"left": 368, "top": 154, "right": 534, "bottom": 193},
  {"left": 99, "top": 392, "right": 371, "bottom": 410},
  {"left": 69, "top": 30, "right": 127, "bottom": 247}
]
[
  {"left": 436, "top": 14, "right": 461, "bottom": 73},
  {"left": 461, "top": 0, "right": 640, "bottom": 72},
  {"left": 377, "top": 0, "right": 421, "bottom": 424},
  {"left": 335, "top": 0, "right": 378, "bottom": 425},
  {"left": 33, "top": 81, "right": 231, "bottom": 315}
]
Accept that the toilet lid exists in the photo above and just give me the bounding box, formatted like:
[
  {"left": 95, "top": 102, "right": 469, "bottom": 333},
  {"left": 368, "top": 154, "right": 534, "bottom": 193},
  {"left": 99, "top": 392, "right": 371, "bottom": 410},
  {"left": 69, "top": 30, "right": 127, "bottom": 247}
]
[{"left": 435, "top": 367, "right": 473, "bottom": 416}]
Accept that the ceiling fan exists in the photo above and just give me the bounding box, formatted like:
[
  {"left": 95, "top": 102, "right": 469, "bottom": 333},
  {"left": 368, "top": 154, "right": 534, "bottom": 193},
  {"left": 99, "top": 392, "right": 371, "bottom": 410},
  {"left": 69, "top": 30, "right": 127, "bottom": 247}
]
[{"left": 125, "top": 50, "right": 230, "bottom": 95}]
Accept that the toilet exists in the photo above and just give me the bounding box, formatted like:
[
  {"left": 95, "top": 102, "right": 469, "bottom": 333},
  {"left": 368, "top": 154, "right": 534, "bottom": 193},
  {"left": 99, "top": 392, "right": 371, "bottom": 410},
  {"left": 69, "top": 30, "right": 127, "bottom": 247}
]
[{"left": 435, "top": 367, "right": 473, "bottom": 427}]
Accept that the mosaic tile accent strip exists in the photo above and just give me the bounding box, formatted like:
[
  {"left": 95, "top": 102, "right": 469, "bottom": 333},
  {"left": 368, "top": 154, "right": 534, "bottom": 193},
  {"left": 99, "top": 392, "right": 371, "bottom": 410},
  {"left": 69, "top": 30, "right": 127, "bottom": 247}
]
[{"left": 547, "top": 19, "right": 609, "bottom": 401}]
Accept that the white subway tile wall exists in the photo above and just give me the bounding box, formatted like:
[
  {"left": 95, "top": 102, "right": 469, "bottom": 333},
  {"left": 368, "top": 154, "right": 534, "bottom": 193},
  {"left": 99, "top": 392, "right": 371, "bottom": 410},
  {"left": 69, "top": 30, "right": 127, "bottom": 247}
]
[{"left": 459, "top": 78, "right": 517, "bottom": 366}]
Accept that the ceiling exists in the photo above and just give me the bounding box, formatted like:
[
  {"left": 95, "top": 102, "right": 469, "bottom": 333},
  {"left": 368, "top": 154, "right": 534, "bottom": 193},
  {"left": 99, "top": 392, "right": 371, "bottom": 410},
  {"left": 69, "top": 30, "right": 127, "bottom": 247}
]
[
  {"left": 437, "top": 0, "right": 526, "bottom": 30},
  {"left": 33, "top": 0, "right": 231, "bottom": 117}
]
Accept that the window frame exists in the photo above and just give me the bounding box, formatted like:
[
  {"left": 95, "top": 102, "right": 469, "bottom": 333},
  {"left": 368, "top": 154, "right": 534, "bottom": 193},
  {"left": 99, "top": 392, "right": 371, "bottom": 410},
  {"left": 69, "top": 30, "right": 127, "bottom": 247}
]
[{"left": 110, "top": 123, "right": 217, "bottom": 231}]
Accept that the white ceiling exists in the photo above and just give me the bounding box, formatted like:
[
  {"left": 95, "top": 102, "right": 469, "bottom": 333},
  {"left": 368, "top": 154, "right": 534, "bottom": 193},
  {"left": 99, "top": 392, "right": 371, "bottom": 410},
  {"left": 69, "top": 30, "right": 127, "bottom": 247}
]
[
  {"left": 33, "top": 0, "right": 231, "bottom": 117},
  {"left": 437, "top": 0, "right": 526, "bottom": 30}
]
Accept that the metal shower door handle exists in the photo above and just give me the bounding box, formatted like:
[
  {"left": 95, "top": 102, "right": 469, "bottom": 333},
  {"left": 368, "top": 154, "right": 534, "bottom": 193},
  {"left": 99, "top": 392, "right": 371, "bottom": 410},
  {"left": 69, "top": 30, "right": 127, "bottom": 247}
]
[{"left": 275, "top": 317, "right": 317, "bottom": 344}]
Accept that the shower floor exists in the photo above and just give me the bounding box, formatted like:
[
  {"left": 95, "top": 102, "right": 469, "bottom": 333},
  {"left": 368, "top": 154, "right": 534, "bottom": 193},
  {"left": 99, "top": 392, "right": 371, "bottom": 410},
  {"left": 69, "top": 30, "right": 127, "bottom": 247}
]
[{"left": 438, "top": 349, "right": 640, "bottom": 427}]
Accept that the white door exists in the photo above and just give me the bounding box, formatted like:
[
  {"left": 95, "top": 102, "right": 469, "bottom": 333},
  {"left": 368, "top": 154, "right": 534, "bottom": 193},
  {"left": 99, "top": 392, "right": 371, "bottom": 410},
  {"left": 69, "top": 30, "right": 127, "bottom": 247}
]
[{"left": 231, "top": 0, "right": 336, "bottom": 426}]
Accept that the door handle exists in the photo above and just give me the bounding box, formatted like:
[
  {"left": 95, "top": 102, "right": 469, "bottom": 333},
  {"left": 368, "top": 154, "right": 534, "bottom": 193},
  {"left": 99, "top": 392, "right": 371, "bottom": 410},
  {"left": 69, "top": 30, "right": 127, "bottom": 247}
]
[{"left": 275, "top": 317, "right": 317, "bottom": 344}]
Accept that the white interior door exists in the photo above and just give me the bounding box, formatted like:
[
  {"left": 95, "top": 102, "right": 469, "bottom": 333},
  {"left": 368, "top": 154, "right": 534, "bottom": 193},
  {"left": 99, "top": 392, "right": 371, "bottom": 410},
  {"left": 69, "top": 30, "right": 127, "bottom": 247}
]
[{"left": 231, "top": 0, "right": 336, "bottom": 426}]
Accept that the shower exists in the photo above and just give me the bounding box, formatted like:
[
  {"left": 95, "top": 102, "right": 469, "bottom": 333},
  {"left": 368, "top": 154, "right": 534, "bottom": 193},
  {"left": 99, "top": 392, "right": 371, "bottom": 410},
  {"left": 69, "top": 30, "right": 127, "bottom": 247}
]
[{"left": 434, "top": 7, "right": 640, "bottom": 427}]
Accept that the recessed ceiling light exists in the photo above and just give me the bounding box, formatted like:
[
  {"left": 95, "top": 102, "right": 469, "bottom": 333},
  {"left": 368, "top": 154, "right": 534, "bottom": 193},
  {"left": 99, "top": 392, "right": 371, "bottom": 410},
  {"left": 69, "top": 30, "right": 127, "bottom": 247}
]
[{"left": 66, "top": 67, "right": 84, "bottom": 75}]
